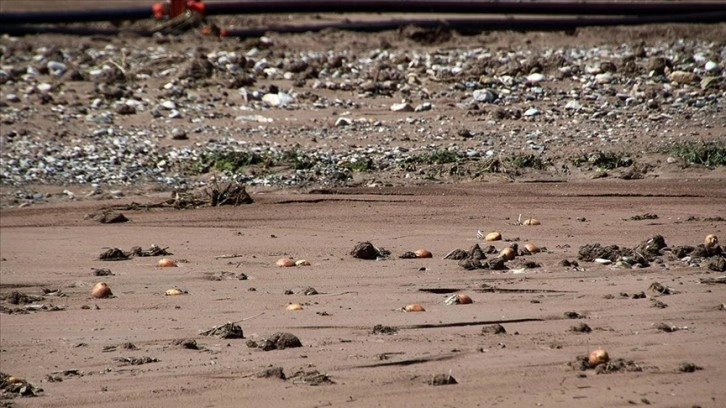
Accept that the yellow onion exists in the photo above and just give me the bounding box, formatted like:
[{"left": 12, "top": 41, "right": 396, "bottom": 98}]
[
  {"left": 524, "top": 243, "right": 541, "bottom": 254},
  {"left": 499, "top": 247, "right": 516, "bottom": 261},
  {"left": 276, "top": 257, "right": 295, "bottom": 267},
  {"left": 484, "top": 231, "right": 502, "bottom": 241},
  {"left": 705, "top": 234, "right": 719, "bottom": 249},
  {"left": 415, "top": 248, "right": 433, "bottom": 258},
  {"left": 6, "top": 376, "right": 24, "bottom": 384},
  {"left": 286, "top": 303, "right": 304, "bottom": 311},
  {"left": 165, "top": 288, "right": 184, "bottom": 296},
  {"left": 157, "top": 258, "right": 177, "bottom": 267},
  {"left": 404, "top": 303, "right": 426, "bottom": 312},
  {"left": 588, "top": 348, "right": 609, "bottom": 367},
  {"left": 91, "top": 282, "right": 112, "bottom": 298},
  {"left": 295, "top": 259, "right": 311, "bottom": 266},
  {"left": 522, "top": 218, "right": 541, "bottom": 225},
  {"left": 456, "top": 294, "right": 473, "bottom": 304}
]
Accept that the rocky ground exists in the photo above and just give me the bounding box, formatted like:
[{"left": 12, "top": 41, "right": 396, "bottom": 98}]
[{"left": 1, "top": 2, "right": 725, "bottom": 407}]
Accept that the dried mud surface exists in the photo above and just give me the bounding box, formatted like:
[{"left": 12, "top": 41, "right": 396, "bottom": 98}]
[{"left": 1, "top": 2, "right": 726, "bottom": 407}]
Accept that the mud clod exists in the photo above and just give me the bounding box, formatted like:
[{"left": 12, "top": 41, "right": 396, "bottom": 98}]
[
  {"left": 99, "top": 248, "right": 130, "bottom": 261},
  {"left": 289, "top": 370, "right": 334, "bottom": 385},
  {"left": 678, "top": 362, "right": 703, "bottom": 373},
  {"left": 173, "top": 338, "right": 199, "bottom": 350},
  {"left": 571, "top": 322, "right": 592, "bottom": 333}
]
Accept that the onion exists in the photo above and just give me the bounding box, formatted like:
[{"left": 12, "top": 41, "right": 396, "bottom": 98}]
[
  {"left": 705, "top": 234, "right": 719, "bottom": 249},
  {"left": 499, "top": 247, "right": 516, "bottom": 261},
  {"left": 91, "top": 282, "right": 112, "bottom": 298},
  {"left": 588, "top": 348, "right": 609, "bottom": 366},
  {"left": 404, "top": 303, "right": 425, "bottom": 312},
  {"left": 456, "top": 294, "right": 473, "bottom": 304},
  {"left": 286, "top": 303, "right": 304, "bottom": 310},
  {"left": 276, "top": 257, "right": 295, "bottom": 267},
  {"left": 522, "top": 218, "right": 541, "bottom": 226},
  {"left": 157, "top": 258, "right": 177, "bottom": 267},
  {"left": 165, "top": 288, "right": 184, "bottom": 296},
  {"left": 415, "top": 248, "right": 433, "bottom": 258},
  {"left": 524, "top": 243, "right": 540, "bottom": 254},
  {"left": 295, "top": 259, "right": 311, "bottom": 266},
  {"left": 6, "top": 376, "right": 24, "bottom": 384},
  {"left": 484, "top": 231, "right": 502, "bottom": 241}
]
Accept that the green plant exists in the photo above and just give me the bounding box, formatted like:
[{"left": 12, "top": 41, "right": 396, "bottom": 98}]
[
  {"left": 669, "top": 141, "right": 726, "bottom": 167},
  {"left": 340, "top": 158, "right": 373, "bottom": 172},
  {"left": 572, "top": 151, "right": 633, "bottom": 170},
  {"left": 406, "top": 149, "right": 460, "bottom": 165},
  {"left": 508, "top": 154, "right": 545, "bottom": 169},
  {"left": 195, "top": 151, "right": 264, "bottom": 174}
]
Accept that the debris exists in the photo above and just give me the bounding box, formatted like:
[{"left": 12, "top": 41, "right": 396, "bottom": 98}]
[
  {"left": 113, "top": 356, "right": 159, "bottom": 366},
  {"left": 289, "top": 370, "right": 334, "bottom": 385},
  {"left": 431, "top": 373, "right": 458, "bottom": 386},
  {"left": 257, "top": 366, "right": 286, "bottom": 379},
  {"left": 648, "top": 282, "right": 678, "bottom": 295},
  {"left": 200, "top": 322, "right": 244, "bottom": 339},
  {"left": 571, "top": 322, "right": 592, "bottom": 333},
  {"left": 628, "top": 213, "right": 658, "bottom": 220},
  {"left": 678, "top": 362, "right": 703, "bottom": 373},
  {"left": 371, "top": 324, "right": 398, "bottom": 335},
  {"left": 351, "top": 241, "right": 390, "bottom": 260},
  {"left": 481, "top": 324, "right": 506, "bottom": 335},
  {"left": 252, "top": 332, "right": 302, "bottom": 351},
  {"left": 98, "top": 248, "right": 130, "bottom": 261},
  {"left": 172, "top": 338, "right": 200, "bottom": 350}
]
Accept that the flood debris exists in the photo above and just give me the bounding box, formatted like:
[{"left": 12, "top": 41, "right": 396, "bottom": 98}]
[
  {"left": 257, "top": 366, "right": 286, "bottom": 379},
  {"left": 200, "top": 322, "right": 244, "bottom": 339},
  {"left": 648, "top": 282, "right": 678, "bottom": 295},
  {"left": 92, "top": 268, "right": 114, "bottom": 276},
  {"left": 113, "top": 356, "right": 159, "bottom": 366},
  {"left": 98, "top": 245, "right": 172, "bottom": 261},
  {"left": 209, "top": 271, "right": 247, "bottom": 281},
  {"left": 431, "top": 373, "right": 458, "bottom": 386},
  {"left": 98, "top": 247, "right": 130, "bottom": 261},
  {"left": 248, "top": 332, "right": 302, "bottom": 351},
  {"left": 371, "top": 324, "right": 398, "bottom": 335},
  {"left": 481, "top": 324, "right": 506, "bottom": 335},
  {"left": 0, "top": 372, "right": 43, "bottom": 397},
  {"left": 678, "top": 362, "right": 703, "bottom": 373},
  {"left": 351, "top": 241, "right": 390, "bottom": 260},
  {"left": 173, "top": 338, "right": 200, "bottom": 350},
  {"left": 93, "top": 211, "right": 129, "bottom": 224},
  {"left": 571, "top": 322, "right": 592, "bottom": 333},
  {"left": 288, "top": 370, "right": 334, "bottom": 385}
]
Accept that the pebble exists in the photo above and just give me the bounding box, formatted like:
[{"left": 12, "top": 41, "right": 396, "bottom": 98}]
[
  {"left": 472, "top": 89, "right": 496, "bottom": 103},
  {"left": 6, "top": 94, "right": 20, "bottom": 103},
  {"left": 526, "top": 73, "right": 545, "bottom": 83},
  {"left": 390, "top": 103, "right": 414, "bottom": 112},
  {"left": 524, "top": 108, "right": 540, "bottom": 117},
  {"left": 335, "top": 117, "right": 352, "bottom": 127},
  {"left": 262, "top": 92, "right": 293, "bottom": 107}
]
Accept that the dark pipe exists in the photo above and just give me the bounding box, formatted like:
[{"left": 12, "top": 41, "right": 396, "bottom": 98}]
[
  {"left": 2, "top": 12, "right": 725, "bottom": 38},
  {"left": 203, "top": 0, "right": 726, "bottom": 17},
  {"left": 0, "top": 6, "right": 154, "bottom": 25},
  {"left": 1, "top": 1, "right": 725, "bottom": 25}
]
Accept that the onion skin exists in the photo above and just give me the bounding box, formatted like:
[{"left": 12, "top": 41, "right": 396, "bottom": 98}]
[
  {"left": 415, "top": 249, "right": 433, "bottom": 258},
  {"left": 705, "top": 234, "right": 718, "bottom": 249},
  {"left": 157, "top": 258, "right": 177, "bottom": 267},
  {"left": 276, "top": 257, "right": 295, "bottom": 267},
  {"left": 522, "top": 218, "right": 541, "bottom": 225},
  {"left": 484, "top": 231, "right": 502, "bottom": 241},
  {"left": 457, "top": 294, "right": 473, "bottom": 304},
  {"left": 295, "top": 259, "right": 311, "bottom": 266},
  {"left": 91, "top": 282, "right": 112, "bottom": 298},
  {"left": 286, "top": 303, "right": 304, "bottom": 310},
  {"left": 165, "top": 288, "right": 184, "bottom": 296},
  {"left": 588, "top": 348, "right": 609, "bottom": 367},
  {"left": 524, "top": 243, "right": 540, "bottom": 254},
  {"left": 499, "top": 247, "right": 516, "bottom": 261},
  {"left": 404, "top": 303, "right": 426, "bottom": 312}
]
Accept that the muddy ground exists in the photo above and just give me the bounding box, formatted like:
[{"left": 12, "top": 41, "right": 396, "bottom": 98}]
[{"left": 1, "top": 1, "right": 726, "bottom": 407}]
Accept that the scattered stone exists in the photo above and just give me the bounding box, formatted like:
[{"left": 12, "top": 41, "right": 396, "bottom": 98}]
[
  {"left": 95, "top": 211, "right": 129, "bottom": 224},
  {"left": 655, "top": 322, "right": 678, "bottom": 333},
  {"left": 629, "top": 213, "right": 658, "bottom": 221},
  {"left": 595, "top": 358, "right": 643, "bottom": 374},
  {"left": 651, "top": 299, "right": 668, "bottom": 308},
  {"left": 564, "top": 311, "right": 585, "bottom": 319},
  {"left": 209, "top": 271, "right": 247, "bottom": 281},
  {"left": 390, "top": 102, "right": 414, "bottom": 112},
  {"left": 0, "top": 372, "right": 43, "bottom": 397}
]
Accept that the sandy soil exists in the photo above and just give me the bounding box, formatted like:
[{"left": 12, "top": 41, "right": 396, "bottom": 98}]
[{"left": 1, "top": 1, "right": 726, "bottom": 407}]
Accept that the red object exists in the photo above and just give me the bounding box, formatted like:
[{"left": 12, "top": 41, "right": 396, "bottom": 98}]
[
  {"left": 187, "top": 0, "right": 206, "bottom": 15},
  {"left": 151, "top": 3, "right": 169, "bottom": 19},
  {"left": 169, "top": 0, "right": 186, "bottom": 17}
]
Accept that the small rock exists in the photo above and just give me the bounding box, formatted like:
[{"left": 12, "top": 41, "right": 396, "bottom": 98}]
[
  {"left": 414, "top": 102, "right": 432, "bottom": 112},
  {"left": 171, "top": 128, "right": 188, "bottom": 140},
  {"left": 704, "top": 61, "right": 719, "bottom": 73},
  {"left": 334, "top": 117, "right": 352, "bottom": 127},
  {"left": 482, "top": 324, "right": 506, "bottom": 335},
  {"left": 472, "top": 89, "right": 496, "bottom": 103},
  {"left": 160, "top": 100, "right": 176, "bottom": 110},
  {"left": 669, "top": 70, "right": 697, "bottom": 84},
  {"left": 262, "top": 92, "right": 293, "bottom": 107},
  {"left": 390, "top": 102, "right": 414, "bottom": 112},
  {"left": 6, "top": 93, "right": 20, "bottom": 103},
  {"left": 526, "top": 73, "right": 545, "bottom": 83},
  {"left": 523, "top": 107, "right": 540, "bottom": 117},
  {"left": 431, "top": 373, "right": 457, "bottom": 386}
]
